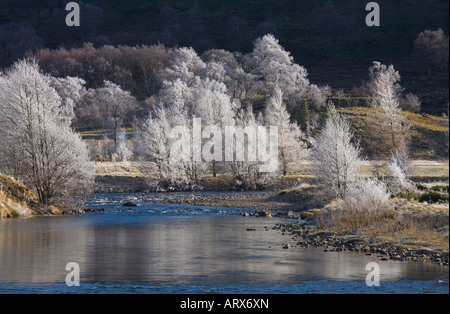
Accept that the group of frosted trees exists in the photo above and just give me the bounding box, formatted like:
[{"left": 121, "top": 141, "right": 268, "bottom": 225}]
[
  {"left": 134, "top": 35, "right": 323, "bottom": 190},
  {"left": 134, "top": 34, "right": 414, "bottom": 197},
  {"left": 0, "top": 34, "right": 419, "bottom": 211},
  {"left": 311, "top": 105, "right": 391, "bottom": 220},
  {"left": 310, "top": 59, "right": 415, "bottom": 218},
  {"left": 0, "top": 59, "right": 139, "bottom": 209}
]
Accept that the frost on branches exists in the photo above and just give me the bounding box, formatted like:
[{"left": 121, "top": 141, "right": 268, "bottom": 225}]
[
  {"left": 365, "top": 61, "right": 410, "bottom": 157},
  {"left": 311, "top": 109, "right": 362, "bottom": 201},
  {"left": 0, "top": 59, "right": 94, "bottom": 209}
]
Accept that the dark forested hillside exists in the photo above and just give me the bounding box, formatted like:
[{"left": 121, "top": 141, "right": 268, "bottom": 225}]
[{"left": 1, "top": 0, "right": 448, "bottom": 113}]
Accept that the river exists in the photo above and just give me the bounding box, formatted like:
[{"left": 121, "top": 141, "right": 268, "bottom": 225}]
[{"left": 0, "top": 193, "right": 448, "bottom": 294}]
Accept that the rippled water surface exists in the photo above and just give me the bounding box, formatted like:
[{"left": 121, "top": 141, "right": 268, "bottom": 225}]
[{"left": 0, "top": 193, "right": 448, "bottom": 294}]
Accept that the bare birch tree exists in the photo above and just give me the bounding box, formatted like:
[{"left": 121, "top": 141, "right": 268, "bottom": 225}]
[
  {"left": 311, "top": 112, "right": 362, "bottom": 200},
  {"left": 264, "top": 86, "right": 306, "bottom": 176},
  {"left": 0, "top": 59, "right": 94, "bottom": 209}
]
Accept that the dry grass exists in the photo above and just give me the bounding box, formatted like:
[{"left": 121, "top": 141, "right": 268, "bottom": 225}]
[
  {"left": 0, "top": 174, "right": 38, "bottom": 202},
  {"left": 325, "top": 200, "right": 396, "bottom": 234},
  {"left": 0, "top": 174, "right": 36, "bottom": 219},
  {"left": 359, "top": 160, "right": 449, "bottom": 178},
  {"left": 96, "top": 159, "right": 448, "bottom": 183},
  {"left": 401, "top": 111, "right": 449, "bottom": 132},
  {"left": 0, "top": 174, "right": 61, "bottom": 219},
  {"left": 95, "top": 161, "right": 159, "bottom": 177},
  {"left": 339, "top": 107, "right": 449, "bottom": 159},
  {"left": 0, "top": 192, "right": 32, "bottom": 219},
  {"left": 324, "top": 198, "right": 449, "bottom": 251}
]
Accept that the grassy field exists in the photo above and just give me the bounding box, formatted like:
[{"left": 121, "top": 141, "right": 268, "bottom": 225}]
[
  {"left": 94, "top": 159, "right": 449, "bottom": 194},
  {"left": 339, "top": 107, "right": 449, "bottom": 159},
  {"left": 95, "top": 158, "right": 449, "bottom": 178}
]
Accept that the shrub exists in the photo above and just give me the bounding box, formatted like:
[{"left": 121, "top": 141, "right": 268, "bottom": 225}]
[
  {"left": 393, "top": 190, "right": 421, "bottom": 201},
  {"left": 419, "top": 191, "right": 449, "bottom": 203},
  {"left": 330, "top": 179, "right": 392, "bottom": 231},
  {"left": 415, "top": 183, "right": 428, "bottom": 191},
  {"left": 344, "top": 179, "right": 391, "bottom": 214},
  {"left": 430, "top": 185, "right": 449, "bottom": 193},
  {"left": 386, "top": 157, "right": 413, "bottom": 192}
]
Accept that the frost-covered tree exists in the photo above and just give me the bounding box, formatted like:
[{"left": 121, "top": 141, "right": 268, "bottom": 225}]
[
  {"left": 386, "top": 158, "right": 412, "bottom": 192},
  {"left": 134, "top": 106, "right": 172, "bottom": 182},
  {"left": 304, "top": 84, "right": 328, "bottom": 113},
  {"left": 201, "top": 49, "right": 241, "bottom": 69},
  {"left": 193, "top": 78, "right": 237, "bottom": 126},
  {"left": 365, "top": 62, "right": 409, "bottom": 157},
  {"left": 312, "top": 100, "right": 338, "bottom": 138},
  {"left": 0, "top": 59, "right": 94, "bottom": 208},
  {"left": 311, "top": 112, "right": 362, "bottom": 200},
  {"left": 228, "top": 104, "right": 276, "bottom": 190},
  {"left": 386, "top": 143, "right": 413, "bottom": 192},
  {"left": 226, "top": 66, "right": 259, "bottom": 102},
  {"left": 264, "top": 87, "right": 306, "bottom": 175},
  {"left": 134, "top": 100, "right": 202, "bottom": 190},
  {"left": 114, "top": 130, "right": 133, "bottom": 162},
  {"left": 157, "top": 78, "right": 194, "bottom": 114},
  {"left": 192, "top": 78, "right": 238, "bottom": 176},
  {"left": 50, "top": 76, "right": 86, "bottom": 127},
  {"left": 158, "top": 47, "right": 206, "bottom": 85},
  {"left": 367, "top": 62, "right": 403, "bottom": 109},
  {"left": 277, "top": 63, "right": 311, "bottom": 106},
  {"left": 203, "top": 52, "right": 259, "bottom": 102},
  {"left": 201, "top": 62, "right": 227, "bottom": 83},
  {"left": 202, "top": 50, "right": 260, "bottom": 101},
  {"left": 244, "top": 34, "right": 326, "bottom": 117},
  {"left": 244, "top": 34, "right": 293, "bottom": 96},
  {"left": 92, "top": 81, "right": 137, "bottom": 144}
]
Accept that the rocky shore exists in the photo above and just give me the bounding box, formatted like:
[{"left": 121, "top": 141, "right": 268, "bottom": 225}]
[
  {"left": 272, "top": 221, "right": 449, "bottom": 267},
  {"left": 157, "top": 190, "right": 449, "bottom": 267}
]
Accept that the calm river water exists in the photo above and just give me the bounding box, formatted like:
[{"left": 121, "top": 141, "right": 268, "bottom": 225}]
[{"left": 0, "top": 193, "right": 448, "bottom": 294}]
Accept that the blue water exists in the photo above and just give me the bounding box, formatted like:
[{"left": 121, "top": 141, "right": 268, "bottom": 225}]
[{"left": 0, "top": 193, "right": 448, "bottom": 294}]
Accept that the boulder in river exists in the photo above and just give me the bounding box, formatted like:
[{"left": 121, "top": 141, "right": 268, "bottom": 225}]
[
  {"left": 255, "top": 209, "right": 272, "bottom": 218},
  {"left": 123, "top": 202, "right": 137, "bottom": 207}
]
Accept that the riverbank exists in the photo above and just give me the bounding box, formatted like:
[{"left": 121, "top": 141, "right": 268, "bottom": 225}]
[
  {"left": 272, "top": 221, "right": 449, "bottom": 267},
  {"left": 156, "top": 186, "right": 449, "bottom": 267},
  {"left": 93, "top": 160, "right": 449, "bottom": 193},
  {"left": 157, "top": 189, "right": 309, "bottom": 211},
  {"left": 0, "top": 174, "right": 60, "bottom": 219}
]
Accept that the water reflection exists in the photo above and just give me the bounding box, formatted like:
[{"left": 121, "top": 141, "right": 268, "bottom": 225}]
[{"left": 1, "top": 209, "right": 448, "bottom": 291}]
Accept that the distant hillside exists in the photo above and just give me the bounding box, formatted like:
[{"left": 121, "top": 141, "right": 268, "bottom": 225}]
[
  {"left": 340, "top": 107, "right": 449, "bottom": 160},
  {"left": 0, "top": 174, "right": 60, "bottom": 219},
  {"left": 1, "top": 0, "right": 448, "bottom": 113}
]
